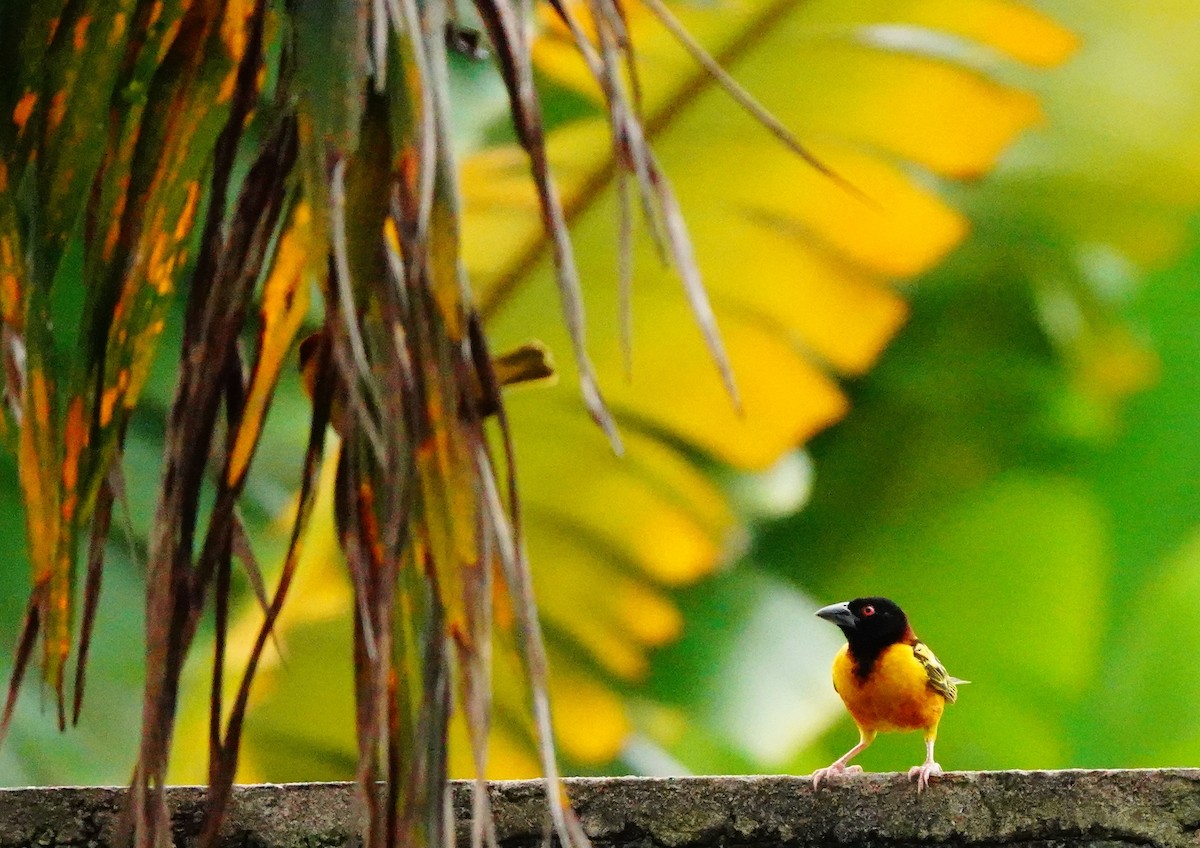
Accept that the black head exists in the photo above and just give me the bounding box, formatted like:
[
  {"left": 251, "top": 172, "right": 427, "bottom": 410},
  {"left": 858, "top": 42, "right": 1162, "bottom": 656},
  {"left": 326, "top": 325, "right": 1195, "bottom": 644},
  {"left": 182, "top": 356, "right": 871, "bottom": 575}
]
[{"left": 815, "top": 597, "right": 913, "bottom": 674}]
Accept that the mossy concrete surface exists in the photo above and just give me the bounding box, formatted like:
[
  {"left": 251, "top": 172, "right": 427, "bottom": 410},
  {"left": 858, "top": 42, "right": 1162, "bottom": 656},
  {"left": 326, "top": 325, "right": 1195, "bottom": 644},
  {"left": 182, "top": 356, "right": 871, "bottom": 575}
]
[{"left": 2, "top": 770, "right": 1200, "bottom": 848}]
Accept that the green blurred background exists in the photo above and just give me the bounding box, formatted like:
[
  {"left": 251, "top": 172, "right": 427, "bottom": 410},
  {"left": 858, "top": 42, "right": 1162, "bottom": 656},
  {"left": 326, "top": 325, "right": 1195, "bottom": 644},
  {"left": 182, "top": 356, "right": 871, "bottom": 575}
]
[{"left": 5, "top": 0, "right": 1200, "bottom": 785}]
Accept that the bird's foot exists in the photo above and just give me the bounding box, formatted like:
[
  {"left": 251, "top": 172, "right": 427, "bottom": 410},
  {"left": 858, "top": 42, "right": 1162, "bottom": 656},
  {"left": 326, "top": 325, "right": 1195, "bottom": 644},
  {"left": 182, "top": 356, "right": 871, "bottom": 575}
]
[
  {"left": 812, "top": 763, "right": 863, "bottom": 789},
  {"left": 907, "top": 761, "right": 943, "bottom": 793}
]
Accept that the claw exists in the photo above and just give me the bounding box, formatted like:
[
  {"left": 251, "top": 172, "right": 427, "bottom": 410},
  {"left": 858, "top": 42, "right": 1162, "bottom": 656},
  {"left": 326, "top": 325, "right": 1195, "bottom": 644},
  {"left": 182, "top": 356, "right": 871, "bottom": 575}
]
[
  {"left": 908, "top": 761, "right": 943, "bottom": 793},
  {"left": 812, "top": 763, "right": 863, "bottom": 789}
]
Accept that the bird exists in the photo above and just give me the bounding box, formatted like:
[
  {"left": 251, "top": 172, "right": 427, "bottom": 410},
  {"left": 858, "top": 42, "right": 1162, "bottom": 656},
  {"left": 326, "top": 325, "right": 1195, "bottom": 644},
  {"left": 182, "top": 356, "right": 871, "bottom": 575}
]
[{"left": 811, "top": 596, "right": 966, "bottom": 792}]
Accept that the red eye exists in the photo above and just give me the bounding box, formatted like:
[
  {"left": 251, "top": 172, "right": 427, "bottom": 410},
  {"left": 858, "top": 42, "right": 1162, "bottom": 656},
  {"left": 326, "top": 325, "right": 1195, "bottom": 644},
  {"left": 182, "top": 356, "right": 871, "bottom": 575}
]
[{"left": 861, "top": 605, "right": 875, "bottom": 617}]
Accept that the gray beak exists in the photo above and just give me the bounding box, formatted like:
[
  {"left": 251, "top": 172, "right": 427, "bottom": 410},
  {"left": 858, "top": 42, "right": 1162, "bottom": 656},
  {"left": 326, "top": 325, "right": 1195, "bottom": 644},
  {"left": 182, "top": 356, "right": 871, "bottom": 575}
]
[{"left": 815, "top": 601, "right": 856, "bottom": 629}]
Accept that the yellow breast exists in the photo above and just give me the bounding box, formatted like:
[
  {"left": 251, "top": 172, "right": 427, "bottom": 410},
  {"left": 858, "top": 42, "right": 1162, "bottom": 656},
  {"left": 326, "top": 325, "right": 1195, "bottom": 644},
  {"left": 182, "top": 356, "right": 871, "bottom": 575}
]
[{"left": 832, "top": 643, "right": 945, "bottom": 734}]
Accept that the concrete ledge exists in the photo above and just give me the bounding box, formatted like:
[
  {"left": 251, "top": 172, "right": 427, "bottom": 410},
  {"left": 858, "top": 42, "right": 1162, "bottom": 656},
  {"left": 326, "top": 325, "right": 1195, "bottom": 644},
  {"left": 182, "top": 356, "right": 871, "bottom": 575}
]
[{"left": 2, "top": 771, "right": 1200, "bottom": 848}]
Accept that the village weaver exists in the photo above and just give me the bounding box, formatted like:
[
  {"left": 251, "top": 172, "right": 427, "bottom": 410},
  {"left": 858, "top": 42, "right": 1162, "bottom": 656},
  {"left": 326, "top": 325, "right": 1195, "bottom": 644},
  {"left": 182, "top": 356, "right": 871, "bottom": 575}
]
[{"left": 812, "top": 597, "right": 966, "bottom": 792}]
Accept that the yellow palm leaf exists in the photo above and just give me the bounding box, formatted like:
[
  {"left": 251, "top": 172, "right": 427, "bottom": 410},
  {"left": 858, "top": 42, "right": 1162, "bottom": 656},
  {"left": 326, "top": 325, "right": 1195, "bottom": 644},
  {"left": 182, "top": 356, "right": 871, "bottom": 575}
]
[
  {"left": 472, "top": 0, "right": 1075, "bottom": 767},
  {"left": 173, "top": 0, "right": 1075, "bottom": 781}
]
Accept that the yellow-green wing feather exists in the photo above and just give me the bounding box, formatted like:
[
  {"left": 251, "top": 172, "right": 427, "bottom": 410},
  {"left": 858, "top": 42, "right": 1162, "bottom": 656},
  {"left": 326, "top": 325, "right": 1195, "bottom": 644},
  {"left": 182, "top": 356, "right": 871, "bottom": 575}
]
[{"left": 913, "top": 640, "right": 959, "bottom": 704}]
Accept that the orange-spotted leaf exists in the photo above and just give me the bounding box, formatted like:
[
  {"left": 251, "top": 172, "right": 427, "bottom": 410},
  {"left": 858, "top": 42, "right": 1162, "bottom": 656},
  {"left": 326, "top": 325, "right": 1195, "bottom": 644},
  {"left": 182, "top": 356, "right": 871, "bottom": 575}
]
[{"left": 228, "top": 203, "right": 314, "bottom": 488}]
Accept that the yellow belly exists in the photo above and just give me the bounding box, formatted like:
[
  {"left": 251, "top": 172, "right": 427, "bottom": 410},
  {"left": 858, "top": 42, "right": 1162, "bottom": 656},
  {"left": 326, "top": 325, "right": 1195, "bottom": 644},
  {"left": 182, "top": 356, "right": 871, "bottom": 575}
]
[{"left": 832, "top": 643, "right": 945, "bottom": 735}]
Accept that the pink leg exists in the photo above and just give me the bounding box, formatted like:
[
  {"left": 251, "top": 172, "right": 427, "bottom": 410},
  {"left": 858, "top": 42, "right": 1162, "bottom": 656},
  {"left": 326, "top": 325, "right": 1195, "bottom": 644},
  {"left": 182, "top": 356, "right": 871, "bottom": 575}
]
[
  {"left": 907, "top": 736, "right": 943, "bottom": 792},
  {"left": 812, "top": 731, "right": 875, "bottom": 789}
]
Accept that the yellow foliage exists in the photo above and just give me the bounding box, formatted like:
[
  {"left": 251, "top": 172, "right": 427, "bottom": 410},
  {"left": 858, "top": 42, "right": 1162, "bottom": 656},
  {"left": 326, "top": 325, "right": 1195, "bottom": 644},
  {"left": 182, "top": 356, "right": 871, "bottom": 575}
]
[
  {"left": 173, "top": 0, "right": 1075, "bottom": 782},
  {"left": 470, "top": 0, "right": 1074, "bottom": 766}
]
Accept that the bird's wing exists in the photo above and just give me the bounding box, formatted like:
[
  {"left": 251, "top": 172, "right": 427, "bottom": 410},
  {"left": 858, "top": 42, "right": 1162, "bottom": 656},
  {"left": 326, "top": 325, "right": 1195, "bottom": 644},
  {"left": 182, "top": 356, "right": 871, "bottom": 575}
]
[{"left": 913, "top": 640, "right": 958, "bottom": 704}]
